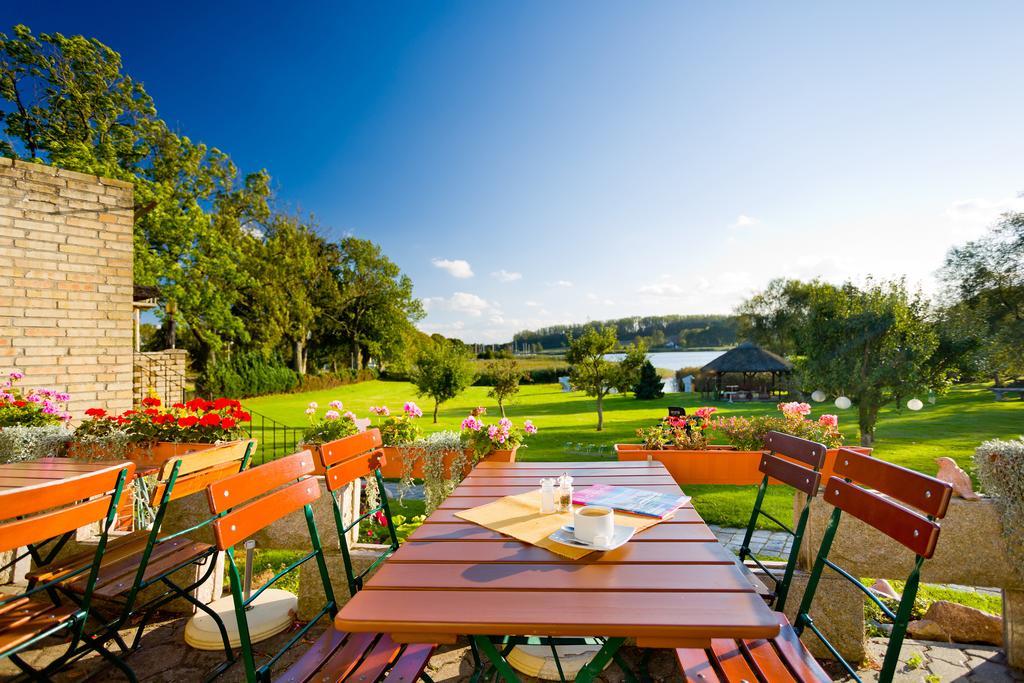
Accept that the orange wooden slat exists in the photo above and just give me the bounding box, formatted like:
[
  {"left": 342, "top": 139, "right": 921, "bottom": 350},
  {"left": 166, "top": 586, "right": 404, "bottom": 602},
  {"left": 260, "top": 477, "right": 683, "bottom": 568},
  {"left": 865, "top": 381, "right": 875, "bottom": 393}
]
[
  {"left": 445, "top": 484, "right": 684, "bottom": 497},
  {"left": 464, "top": 467, "right": 673, "bottom": 479},
  {"left": 768, "top": 614, "right": 831, "bottom": 682},
  {"left": 382, "top": 642, "right": 434, "bottom": 683},
  {"left": 207, "top": 450, "right": 314, "bottom": 513},
  {"left": 675, "top": 646, "right": 722, "bottom": 682},
  {"left": 386, "top": 540, "right": 736, "bottom": 565},
  {"left": 437, "top": 494, "right": 696, "bottom": 510},
  {"left": 324, "top": 449, "right": 384, "bottom": 492},
  {"left": 213, "top": 478, "right": 320, "bottom": 549},
  {"left": 335, "top": 589, "right": 780, "bottom": 642},
  {"left": 758, "top": 454, "right": 821, "bottom": 496},
  {"left": 0, "top": 496, "right": 111, "bottom": 553},
  {"left": 0, "top": 461, "right": 133, "bottom": 519},
  {"left": 153, "top": 460, "right": 245, "bottom": 504},
  {"left": 834, "top": 448, "right": 952, "bottom": 518},
  {"left": 709, "top": 639, "right": 759, "bottom": 681},
  {"left": 406, "top": 522, "right": 716, "bottom": 543},
  {"left": 420, "top": 506, "right": 705, "bottom": 524},
  {"left": 742, "top": 638, "right": 798, "bottom": 683},
  {"left": 317, "top": 429, "right": 383, "bottom": 467},
  {"left": 824, "top": 477, "right": 942, "bottom": 557},
  {"left": 274, "top": 628, "right": 348, "bottom": 683},
  {"left": 366, "top": 562, "right": 759, "bottom": 593},
  {"left": 343, "top": 633, "right": 402, "bottom": 682},
  {"left": 764, "top": 431, "right": 827, "bottom": 468},
  {"left": 315, "top": 631, "right": 379, "bottom": 681}
]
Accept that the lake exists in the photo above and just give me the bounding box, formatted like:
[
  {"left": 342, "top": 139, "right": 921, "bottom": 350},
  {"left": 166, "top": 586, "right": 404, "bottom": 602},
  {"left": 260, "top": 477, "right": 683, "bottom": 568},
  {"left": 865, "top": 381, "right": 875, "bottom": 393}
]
[{"left": 603, "top": 350, "right": 724, "bottom": 371}]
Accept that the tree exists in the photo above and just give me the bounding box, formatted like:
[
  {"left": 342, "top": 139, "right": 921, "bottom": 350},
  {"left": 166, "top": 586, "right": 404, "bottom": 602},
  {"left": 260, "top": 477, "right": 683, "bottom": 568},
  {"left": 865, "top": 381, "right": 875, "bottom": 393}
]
[
  {"left": 487, "top": 358, "right": 524, "bottom": 417},
  {"left": 412, "top": 340, "right": 477, "bottom": 422},
  {"left": 939, "top": 213, "right": 1024, "bottom": 384},
  {"left": 798, "top": 279, "right": 946, "bottom": 446},
  {"left": 735, "top": 278, "right": 816, "bottom": 356},
  {"left": 634, "top": 360, "right": 665, "bottom": 399},
  {"left": 615, "top": 341, "right": 648, "bottom": 394},
  {"left": 566, "top": 326, "right": 620, "bottom": 431}
]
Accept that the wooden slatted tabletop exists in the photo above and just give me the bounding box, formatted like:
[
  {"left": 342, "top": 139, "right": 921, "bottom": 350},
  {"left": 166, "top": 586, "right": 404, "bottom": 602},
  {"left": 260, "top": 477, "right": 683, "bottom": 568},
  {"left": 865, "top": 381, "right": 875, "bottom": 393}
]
[
  {"left": 0, "top": 457, "right": 131, "bottom": 491},
  {"left": 335, "top": 460, "right": 781, "bottom": 649}
]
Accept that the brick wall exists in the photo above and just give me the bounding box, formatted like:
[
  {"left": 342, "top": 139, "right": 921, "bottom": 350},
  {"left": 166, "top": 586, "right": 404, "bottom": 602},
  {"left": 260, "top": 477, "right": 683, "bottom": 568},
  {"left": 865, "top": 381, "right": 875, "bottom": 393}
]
[
  {"left": 134, "top": 349, "right": 190, "bottom": 405},
  {"left": 0, "top": 158, "right": 135, "bottom": 418}
]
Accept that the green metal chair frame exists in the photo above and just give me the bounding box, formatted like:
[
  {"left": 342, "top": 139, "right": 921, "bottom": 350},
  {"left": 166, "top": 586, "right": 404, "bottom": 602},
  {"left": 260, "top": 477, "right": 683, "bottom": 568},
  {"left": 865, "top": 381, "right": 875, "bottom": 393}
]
[
  {"left": 0, "top": 462, "right": 134, "bottom": 681},
  {"left": 207, "top": 450, "right": 337, "bottom": 683},
  {"left": 737, "top": 431, "right": 828, "bottom": 612},
  {"left": 793, "top": 448, "right": 952, "bottom": 683},
  {"left": 35, "top": 440, "right": 255, "bottom": 681}
]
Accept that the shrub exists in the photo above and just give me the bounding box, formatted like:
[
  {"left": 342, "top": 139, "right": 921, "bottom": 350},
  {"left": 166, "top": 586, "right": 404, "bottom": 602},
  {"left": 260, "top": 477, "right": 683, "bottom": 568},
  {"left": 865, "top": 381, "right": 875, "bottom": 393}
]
[
  {"left": 636, "top": 408, "right": 716, "bottom": 449},
  {"left": 634, "top": 360, "right": 665, "bottom": 399},
  {"left": 0, "top": 425, "right": 73, "bottom": 463},
  {"left": 0, "top": 372, "right": 72, "bottom": 426},
  {"left": 369, "top": 402, "right": 423, "bottom": 446},
  {"left": 300, "top": 400, "right": 360, "bottom": 445},
  {"left": 198, "top": 352, "right": 298, "bottom": 398},
  {"left": 297, "top": 368, "right": 376, "bottom": 393},
  {"left": 975, "top": 437, "right": 1024, "bottom": 570},
  {"left": 711, "top": 403, "right": 844, "bottom": 450}
]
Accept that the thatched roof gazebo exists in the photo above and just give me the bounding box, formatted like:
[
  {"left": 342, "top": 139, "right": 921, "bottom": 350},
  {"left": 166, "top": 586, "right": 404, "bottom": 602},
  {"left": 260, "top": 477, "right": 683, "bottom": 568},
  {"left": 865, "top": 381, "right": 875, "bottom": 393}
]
[{"left": 700, "top": 341, "right": 793, "bottom": 400}]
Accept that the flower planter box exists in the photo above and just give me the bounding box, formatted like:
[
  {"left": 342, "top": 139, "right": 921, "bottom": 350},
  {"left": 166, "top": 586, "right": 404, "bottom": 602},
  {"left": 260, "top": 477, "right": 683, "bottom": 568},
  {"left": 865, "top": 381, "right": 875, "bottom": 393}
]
[
  {"left": 614, "top": 444, "right": 871, "bottom": 486},
  {"left": 378, "top": 445, "right": 517, "bottom": 479},
  {"left": 68, "top": 441, "right": 217, "bottom": 469}
]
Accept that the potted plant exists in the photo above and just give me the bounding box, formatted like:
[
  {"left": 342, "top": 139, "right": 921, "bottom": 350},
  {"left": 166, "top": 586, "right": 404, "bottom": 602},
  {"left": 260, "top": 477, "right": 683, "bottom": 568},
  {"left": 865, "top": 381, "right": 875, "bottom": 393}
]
[
  {"left": 368, "top": 402, "right": 434, "bottom": 479},
  {"left": 616, "top": 403, "right": 863, "bottom": 485},
  {"left": 459, "top": 408, "right": 537, "bottom": 464},
  {"left": 70, "top": 396, "right": 252, "bottom": 466},
  {"left": 299, "top": 400, "right": 362, "bottom": 473},
  {"left": 0, "top": 372, "right": 73, "bottom": 463}
]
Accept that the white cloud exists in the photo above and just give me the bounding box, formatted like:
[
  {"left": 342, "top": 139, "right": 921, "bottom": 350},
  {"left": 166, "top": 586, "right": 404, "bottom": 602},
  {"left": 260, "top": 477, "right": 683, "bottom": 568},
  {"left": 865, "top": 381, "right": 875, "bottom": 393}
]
[
  {"left": 423, "top": 292, "right": 493, "bottom": 317},
  {"left": 946, "top": 196, "right": 1024, "bottom": 223},
  {"left": 730, "top": 214, "right": 759, "bottom": 229},
  {"left": 491, "top": 269, "right": 522, "bottom": 282},
  {"left": 524, "top": 300, "right": 541, "bottom": 307},
  {"left": 431, "top": 258, "right": 474, "bottom": 278},
  {"left": 549, "top": 280, "right": 574, "bottom": 288}
]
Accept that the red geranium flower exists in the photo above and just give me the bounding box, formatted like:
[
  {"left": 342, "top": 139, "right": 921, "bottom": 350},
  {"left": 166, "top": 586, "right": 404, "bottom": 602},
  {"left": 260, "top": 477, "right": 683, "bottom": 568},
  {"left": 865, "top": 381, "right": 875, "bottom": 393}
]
[
  {"left": 220, "top": 417, "right": 237, "bottom": 429},
  {"left": 141, "top": 397, "right": 161, "bottom": 407},
  {"left": 185, "top": 398, "right": 209, "bottom": 412},
  {"left": 178, "top": 416, "right": 199, "bottom": 428},
  {"left": 144, "top": 408, "right": 159, "bottom": 416},
  {"left": 199, "top": 413, "right": 221, "bottom": 427},
  {"left": 231, "top": 409, "right": 251, "bottom": 422},
  {"left": 13, "top": 400, "right": 26, "bottom": 408},
  {"left": 213, "top": 397, "right": 233, "bottom": 410},
  {"left": 172, "top": 402, "right": 185, "bottom": 409},
  {"left": 122, "top": 410, "right": 136, "bottom": 416},
  {"left": 85, "top": 407, "right": 106, "bottom": 418}
]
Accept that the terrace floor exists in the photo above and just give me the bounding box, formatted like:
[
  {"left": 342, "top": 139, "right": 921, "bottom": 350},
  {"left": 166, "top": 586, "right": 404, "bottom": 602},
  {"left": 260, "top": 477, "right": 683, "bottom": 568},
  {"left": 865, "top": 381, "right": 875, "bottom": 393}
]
[{"left": 2, "top": 613, "right": 1017, "bottom": 682}]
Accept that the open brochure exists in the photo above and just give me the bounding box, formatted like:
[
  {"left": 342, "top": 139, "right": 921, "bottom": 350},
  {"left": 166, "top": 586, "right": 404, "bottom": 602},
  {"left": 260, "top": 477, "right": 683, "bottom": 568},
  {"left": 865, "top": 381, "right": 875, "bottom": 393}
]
[{"left": 572, "top": 484, "right": 690, "bottom": 519}]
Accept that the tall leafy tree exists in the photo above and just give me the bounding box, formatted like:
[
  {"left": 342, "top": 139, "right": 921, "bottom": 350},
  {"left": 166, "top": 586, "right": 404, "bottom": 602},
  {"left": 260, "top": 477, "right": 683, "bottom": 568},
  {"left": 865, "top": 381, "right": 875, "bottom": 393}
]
[
  {"left": 798, "top": 280, "right": 945, "bottom": 446},
  {"left": 940, "top": 213, "right": 1024, "bottom": 384},
  {"left": 735, "top": 278, "right": 816, "bottom": 356},
  {"left": 486, "top": 358, "right": 525, "bottom": 417},
  {"left": 412, "top": 339, "right": 477, "bottom": 422}
]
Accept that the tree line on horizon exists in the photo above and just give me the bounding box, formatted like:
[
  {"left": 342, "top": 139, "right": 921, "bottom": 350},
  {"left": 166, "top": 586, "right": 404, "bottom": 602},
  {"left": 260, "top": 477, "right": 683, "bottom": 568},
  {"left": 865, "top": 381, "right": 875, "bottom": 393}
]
[{"left": 512, "top": 314, "right": 738, "bottom": 352}]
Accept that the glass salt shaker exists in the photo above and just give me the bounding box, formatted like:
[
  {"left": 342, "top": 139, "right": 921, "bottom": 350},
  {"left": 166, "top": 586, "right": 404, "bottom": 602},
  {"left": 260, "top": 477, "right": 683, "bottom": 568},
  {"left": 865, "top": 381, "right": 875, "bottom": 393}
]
[
  {"left": 539, "top": 478, "right": 556, "bottom": 514},
  {"left": 557, "top": 473, "right": 573, "bottom": 513}
]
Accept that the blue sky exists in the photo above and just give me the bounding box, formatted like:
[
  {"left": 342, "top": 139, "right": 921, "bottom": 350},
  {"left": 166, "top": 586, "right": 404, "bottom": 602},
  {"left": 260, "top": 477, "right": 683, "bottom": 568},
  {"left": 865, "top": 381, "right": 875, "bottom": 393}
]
[{"left": 8, "top": 2, "right": 1024, "bottom": 341}]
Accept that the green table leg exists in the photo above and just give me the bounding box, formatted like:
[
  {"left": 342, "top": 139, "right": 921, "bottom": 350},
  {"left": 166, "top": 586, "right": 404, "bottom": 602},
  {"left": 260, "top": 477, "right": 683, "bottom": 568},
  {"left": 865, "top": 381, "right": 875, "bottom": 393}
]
[
  {"left": 472, "top": 636, "right": 522, "bottom": 682},
  {"left": 575, "top": 637, "right": 626, "bottom": 683}
]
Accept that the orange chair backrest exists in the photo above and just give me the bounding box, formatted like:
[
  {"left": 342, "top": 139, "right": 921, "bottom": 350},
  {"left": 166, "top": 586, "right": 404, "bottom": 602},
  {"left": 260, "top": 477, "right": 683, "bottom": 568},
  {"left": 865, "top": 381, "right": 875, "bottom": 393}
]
[
  {"left": 760, "top": 431, "right": 828, "bottom": 496},
  {"left": 152, "top": 439, "right": 255, "bottom": 503},
  {"left": 314, "top": 429, "right": 386, "bottom": 493},
  {"left": 0, "top": 461, "right": 136, "bottom": 553},
  {"left": 206, "top": 450, "right": 318, "bottom": 550}
]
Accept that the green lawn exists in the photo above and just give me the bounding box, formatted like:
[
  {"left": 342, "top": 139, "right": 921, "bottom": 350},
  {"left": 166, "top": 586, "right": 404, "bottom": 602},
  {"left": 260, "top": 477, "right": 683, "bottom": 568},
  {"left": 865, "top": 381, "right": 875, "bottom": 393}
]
[{"left": 244, "top": 382, "right": 1021, "bottom": 527}]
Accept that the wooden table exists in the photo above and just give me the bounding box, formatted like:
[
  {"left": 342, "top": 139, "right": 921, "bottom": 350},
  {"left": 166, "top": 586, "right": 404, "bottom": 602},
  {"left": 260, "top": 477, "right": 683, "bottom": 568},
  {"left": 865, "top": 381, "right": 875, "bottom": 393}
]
[
  {"left": 335, "top": 460, "right": 781, "bottom": 681},
  {"left": 0, "top": 457, "right": 132, "bottom": 491}
]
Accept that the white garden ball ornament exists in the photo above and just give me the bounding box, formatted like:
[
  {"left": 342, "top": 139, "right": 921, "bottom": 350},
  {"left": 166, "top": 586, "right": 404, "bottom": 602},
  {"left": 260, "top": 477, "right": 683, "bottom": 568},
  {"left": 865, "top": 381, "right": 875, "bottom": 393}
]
[
  {"left": 907, "top": 398, "right": 924, "bottom": 411},
  {"left": 811, "top": 390, "right": 827, "bottom": 403},
  {"left": 834, "top": 396, "right": 852, "bottom": 410}
]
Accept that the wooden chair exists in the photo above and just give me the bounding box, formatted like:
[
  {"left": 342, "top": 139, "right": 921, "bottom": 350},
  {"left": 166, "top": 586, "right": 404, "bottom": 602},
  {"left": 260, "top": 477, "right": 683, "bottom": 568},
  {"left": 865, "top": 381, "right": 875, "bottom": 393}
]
[
  {"left": 0, "top": 461, "right": 135, "bottom": 680},
  {"left": 209, "top": 446, "right": 435, "bottom": 682},
  {"left": 737, "top": 431, "right": 827, "bottom": 611},
  {"left": 27, "top": 439, "right": 255, "bottom": 679},
  {"left": 675, "top": 448, "right": 953, "bottom": 683},
  {"left": 275, "top": 429, "right": 436, "bottom": 682}
]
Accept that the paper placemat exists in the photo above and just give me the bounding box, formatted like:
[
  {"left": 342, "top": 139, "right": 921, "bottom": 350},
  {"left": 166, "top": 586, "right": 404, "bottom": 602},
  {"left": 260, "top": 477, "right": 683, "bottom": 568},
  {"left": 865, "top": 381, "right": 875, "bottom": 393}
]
[{"left": 455, "top": 488, "right": 664, "bottom": 559}]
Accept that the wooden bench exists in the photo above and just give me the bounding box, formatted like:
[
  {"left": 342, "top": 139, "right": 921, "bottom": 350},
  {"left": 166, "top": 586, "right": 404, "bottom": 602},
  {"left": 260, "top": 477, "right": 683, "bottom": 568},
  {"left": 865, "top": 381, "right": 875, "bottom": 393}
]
[{"left": 991, "top": 387, "right": 1024, "bottom": 400}]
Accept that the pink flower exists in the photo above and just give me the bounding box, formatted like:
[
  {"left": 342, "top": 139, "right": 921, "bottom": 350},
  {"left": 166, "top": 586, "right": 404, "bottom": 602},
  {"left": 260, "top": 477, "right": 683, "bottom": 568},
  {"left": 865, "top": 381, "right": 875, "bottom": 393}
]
[
  {"left": 461, "top": 416, "right": 482, "bottom": 431},
  {"left": 329, "top": 400, "right": 344, "bottom": 410},
  {"left": 344, "top": 411, "right": 357, "bottom": 421},
  {"left": 403, "top": 401, "right": 423, "bottom": 418},
  {"left": 498, "top": 417, "right": 512, "bottom": 429},
  {"left": 694, "top": 406, "right": 717, "bottom": 420},
  {"left": 307, "top": 401, "right": 318, "bottom": 410},
  {"left": 373, "top": 510, "right": 387, "bottom": 526},
  {"left": 818, "top": 414, "right": 838, "bottom": 428},
  {"left": 304, "top": 407, "right": 316, "bottom": 416},
  {"left": 487, "top": 425, "right": 500, "bottom": 440},
  {"left": 778, "top": 401, "right": 811, "bottom": 417},
  {"left": 523, "top": 420, "right": 537, "bottom": 434},
  {"left": 369, "top": 405, "right": 391, "bottom": 417},
  {"left": 324, "top": 410, "right": 340, "bottom": 421},
  {"left": 8, "top": 371, "right": 23, "bottom": 380}
]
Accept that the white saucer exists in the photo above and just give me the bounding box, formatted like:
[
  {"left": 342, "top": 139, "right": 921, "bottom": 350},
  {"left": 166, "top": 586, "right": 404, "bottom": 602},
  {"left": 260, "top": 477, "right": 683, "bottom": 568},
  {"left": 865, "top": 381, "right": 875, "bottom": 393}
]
[{"left": 549, "top": 524, "right": 635, "bottom": 551}]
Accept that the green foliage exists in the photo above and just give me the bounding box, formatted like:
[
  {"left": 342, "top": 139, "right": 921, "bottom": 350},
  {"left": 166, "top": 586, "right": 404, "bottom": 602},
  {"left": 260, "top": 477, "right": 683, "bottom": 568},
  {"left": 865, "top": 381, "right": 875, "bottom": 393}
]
[
  {"left": 396, "top": 431, "right": 468, "bottom": 513},
  {"left": 485, "top": 358, "right": 525, "bottom": 416},
  {"left": 198, "top": 352, "right": 298, "bottom": 399},
  {"left": 634, "top": 360, "right": 665, "bottom": 400},
  {"left": 514, "top": 314, "right": 737, "bottom": 350},
  {"left": 711, "top": 406, "right": 844, "bottom": 451},
  {"left": 411, "top": 340, "right": 477, "bottom": 422},
  {"left": 566, "top": 328, "right": 645, "bottom": 430},
  {"left": 975, "top": 437, "right": 1024, "bottom": 572},
  {"left": 940, "top": 213, "right": 1024, "bottom": 384},
  {"left": 0, "top": 426, "right": 72, "bottom": 463},
  {"left": 301, "top": 403, "right": 360, "bottom": 445},
  {"left": 616, "top": 342, "right": 648, "bottom": 394}
]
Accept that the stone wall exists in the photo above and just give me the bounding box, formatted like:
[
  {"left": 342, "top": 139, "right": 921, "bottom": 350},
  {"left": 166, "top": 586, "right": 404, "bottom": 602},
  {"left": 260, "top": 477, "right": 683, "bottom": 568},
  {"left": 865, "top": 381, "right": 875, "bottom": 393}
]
[
  {"left": 134, "top": 349, "right": 189, "bottom": 405},
  {"left": 0, "top": 158, "right": 134, "bottom": 417}
]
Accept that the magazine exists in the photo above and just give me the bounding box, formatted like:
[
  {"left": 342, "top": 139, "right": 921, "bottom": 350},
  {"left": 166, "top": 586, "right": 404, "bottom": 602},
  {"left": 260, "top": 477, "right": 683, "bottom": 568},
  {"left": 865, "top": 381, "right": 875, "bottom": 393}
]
[{"left": 572, "top": 484, "right": 690, "bottom": 519}]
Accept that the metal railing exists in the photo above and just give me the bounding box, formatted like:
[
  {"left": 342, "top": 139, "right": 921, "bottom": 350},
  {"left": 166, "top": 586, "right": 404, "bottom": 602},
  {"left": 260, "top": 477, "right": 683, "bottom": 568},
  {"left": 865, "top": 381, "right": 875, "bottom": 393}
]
[{"left": 133, "top": 352, "right": 193, "bottom": 406}]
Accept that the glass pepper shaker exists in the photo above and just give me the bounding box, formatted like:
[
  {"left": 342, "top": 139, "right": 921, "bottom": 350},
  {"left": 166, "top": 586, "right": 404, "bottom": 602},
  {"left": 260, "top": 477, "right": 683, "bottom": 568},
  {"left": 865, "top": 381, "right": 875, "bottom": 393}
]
[{"left": 557, "top": 473, "right": 573, "bottom": 513}]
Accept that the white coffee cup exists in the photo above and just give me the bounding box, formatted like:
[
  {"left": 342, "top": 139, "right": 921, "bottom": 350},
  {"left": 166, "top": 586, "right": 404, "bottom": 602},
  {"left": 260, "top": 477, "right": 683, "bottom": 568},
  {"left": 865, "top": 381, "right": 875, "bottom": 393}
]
[{"left": 574, "top": 505, "right": 614, "bottom": 545}]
